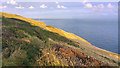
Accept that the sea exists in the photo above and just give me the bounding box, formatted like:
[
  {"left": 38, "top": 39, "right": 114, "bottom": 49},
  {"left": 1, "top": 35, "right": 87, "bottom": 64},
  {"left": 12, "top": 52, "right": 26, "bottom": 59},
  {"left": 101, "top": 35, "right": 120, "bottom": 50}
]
[{"left": 34, "top": 19, "right": 118, "bottom": 54}]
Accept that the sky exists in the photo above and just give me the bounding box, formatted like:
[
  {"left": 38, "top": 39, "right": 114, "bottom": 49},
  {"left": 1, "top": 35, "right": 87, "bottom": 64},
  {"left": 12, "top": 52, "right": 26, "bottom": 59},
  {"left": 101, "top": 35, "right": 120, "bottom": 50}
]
[
  {"left": 0, "top": 0, "right": 118, "bottom": 19},
  {"left": 1, "top": 0, "right": 119, "bottom": 2}
]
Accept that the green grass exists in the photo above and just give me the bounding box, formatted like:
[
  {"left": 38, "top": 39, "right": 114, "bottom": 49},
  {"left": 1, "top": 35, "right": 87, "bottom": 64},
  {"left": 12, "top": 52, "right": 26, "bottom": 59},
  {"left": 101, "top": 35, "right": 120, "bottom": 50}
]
[
  {"left": 2, "top": 17, "right": 79, "bottom": 47},
  {"left": 2, "top": 16, "right": 80, "bottom": 66}
]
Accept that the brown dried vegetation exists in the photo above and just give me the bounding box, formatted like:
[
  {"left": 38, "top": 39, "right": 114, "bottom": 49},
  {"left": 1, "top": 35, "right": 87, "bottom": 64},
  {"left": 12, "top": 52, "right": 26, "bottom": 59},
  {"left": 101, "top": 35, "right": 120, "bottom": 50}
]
[{"left": 36, "top": 44, "right": 107, "bottom": 66}]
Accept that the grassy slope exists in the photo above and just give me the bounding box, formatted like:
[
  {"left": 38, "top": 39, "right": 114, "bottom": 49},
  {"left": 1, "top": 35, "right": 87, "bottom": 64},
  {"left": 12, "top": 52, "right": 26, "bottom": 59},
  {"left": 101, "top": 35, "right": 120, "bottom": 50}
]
[
  {"left": 1, "top": 12, "right": 90, "bottom": 44},
  {"left": 1, "top": 12, "right": 119, "bottom": 66}
]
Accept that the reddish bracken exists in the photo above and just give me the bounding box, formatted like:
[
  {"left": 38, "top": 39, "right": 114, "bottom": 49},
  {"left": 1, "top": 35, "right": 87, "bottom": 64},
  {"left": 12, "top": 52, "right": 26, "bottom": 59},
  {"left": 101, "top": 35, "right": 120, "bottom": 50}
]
[{"left": 56, "top": 46, "right": 105, "bottom": 66}]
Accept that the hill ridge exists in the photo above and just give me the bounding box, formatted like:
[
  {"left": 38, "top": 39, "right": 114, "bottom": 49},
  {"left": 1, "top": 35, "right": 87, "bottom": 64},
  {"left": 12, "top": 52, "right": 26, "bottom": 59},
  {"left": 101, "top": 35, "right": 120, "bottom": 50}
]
[{"left": 1, "top": 12, "right": 90, "bottom": 44}]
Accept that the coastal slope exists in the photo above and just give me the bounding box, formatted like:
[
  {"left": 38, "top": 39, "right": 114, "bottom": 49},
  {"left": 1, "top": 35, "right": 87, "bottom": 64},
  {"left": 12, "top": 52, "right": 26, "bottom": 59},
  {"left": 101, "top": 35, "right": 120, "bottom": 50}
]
[
  {"left": 1, "top": 12, "right": 90, "bottom": 44},
  {"left": 1, "top": 12, "right": 119, "bottom": 66}
]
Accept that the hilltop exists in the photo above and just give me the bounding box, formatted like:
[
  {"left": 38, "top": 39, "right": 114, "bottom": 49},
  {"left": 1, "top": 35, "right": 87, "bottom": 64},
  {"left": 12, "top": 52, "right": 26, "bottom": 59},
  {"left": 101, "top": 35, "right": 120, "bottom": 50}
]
[{"left": 1, "top": 12, "right": 119, "bottom": 67}]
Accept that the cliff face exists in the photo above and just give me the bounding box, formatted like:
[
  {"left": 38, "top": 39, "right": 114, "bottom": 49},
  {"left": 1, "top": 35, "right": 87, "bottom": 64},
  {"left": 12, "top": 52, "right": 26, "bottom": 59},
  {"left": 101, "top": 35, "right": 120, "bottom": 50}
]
[{"left": 1, "top": 12, "right": 119, "bottom": 66}]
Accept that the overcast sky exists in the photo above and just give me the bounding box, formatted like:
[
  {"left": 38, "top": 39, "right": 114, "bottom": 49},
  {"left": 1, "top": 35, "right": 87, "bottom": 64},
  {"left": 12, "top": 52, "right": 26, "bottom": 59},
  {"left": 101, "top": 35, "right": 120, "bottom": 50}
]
[{"left": 0, "top": 0, "right": 118, "bottom": 20}]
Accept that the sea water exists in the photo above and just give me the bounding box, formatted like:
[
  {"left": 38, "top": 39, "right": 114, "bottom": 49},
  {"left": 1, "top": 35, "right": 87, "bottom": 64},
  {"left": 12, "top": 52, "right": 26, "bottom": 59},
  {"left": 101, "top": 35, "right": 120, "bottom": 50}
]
[{"left": 35, "top": 19, "right": 118, "bottom": 54}]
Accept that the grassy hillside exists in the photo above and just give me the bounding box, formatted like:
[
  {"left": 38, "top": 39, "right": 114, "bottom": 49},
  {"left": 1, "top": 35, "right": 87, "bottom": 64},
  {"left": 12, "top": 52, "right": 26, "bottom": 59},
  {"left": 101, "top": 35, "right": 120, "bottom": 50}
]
[
  {"left": 1, "top": 12, "right": 90, "bottom": 44},
  {"left": 1, "top": 12, "right": 119, "bottom": 67}
]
